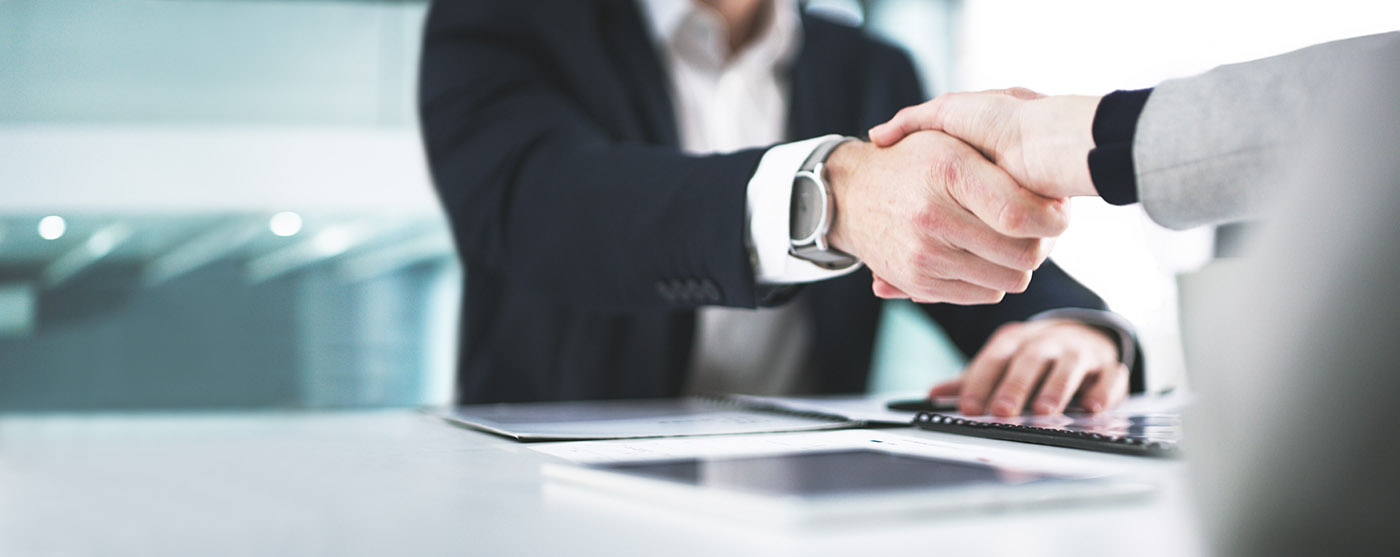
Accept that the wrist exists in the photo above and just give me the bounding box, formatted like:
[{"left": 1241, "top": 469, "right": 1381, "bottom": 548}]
[
  {"left": 823, "top": 140, "right": 870, "bottom": 257},
  {"left": 1058, "top": 95, "right": 1101, "bottom": 198}
]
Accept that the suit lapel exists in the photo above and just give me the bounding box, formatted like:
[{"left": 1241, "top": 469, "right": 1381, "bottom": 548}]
[
  {"left": 787, "top": 14, "right": 855, "bottom": 141},
  {"left": 599, "top": 0, "right": 680, "bottom": 146}
]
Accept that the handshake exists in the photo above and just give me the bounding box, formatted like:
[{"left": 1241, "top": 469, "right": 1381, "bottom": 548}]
[{"left": 824, "top": 88, "right": 1103, "bottom": 304}]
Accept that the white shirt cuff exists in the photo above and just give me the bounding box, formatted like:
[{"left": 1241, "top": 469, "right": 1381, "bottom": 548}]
[{"left": 747, "top": 135, "right": 864, "bottom": 285}]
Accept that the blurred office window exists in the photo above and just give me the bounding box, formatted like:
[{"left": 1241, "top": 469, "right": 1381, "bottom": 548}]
[{"left": 0, "top": 0, "right": 456, "bottom": 411}]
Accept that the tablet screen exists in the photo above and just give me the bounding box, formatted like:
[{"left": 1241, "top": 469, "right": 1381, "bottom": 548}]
[{"left": 595, "top": 449, "right": 1059, "bottom": 498}]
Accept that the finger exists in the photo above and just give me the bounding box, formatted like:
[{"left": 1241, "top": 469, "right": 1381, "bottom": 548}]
[
  {"left": 913, "top": 243, "right": 1033, "bottom": 294},
  {"left": 1079, "top": 363, "right": 1130, "bottom": 413},
  {"left": 908, "top": 93, "right": 1013, "bottom": 160},
  {"left": 874, "top": 90, "right": 1038, "bottom": 156},
  {"left": 927, "top": 206, "right": 1051, "bottom": 272},
  {"left": 904, "top": 277, "right": 1005, "bottom": 306},
  {"left": 875, "top": 271, "right": 1003, "bottom": 305},
  {"left": 936, "top": 145, "right": 1070, "bottom": 239},
  {"left": 927, "top": 377, "right": 963, "bottom": 398},
  {"left": 1030, "top": 352, "right": 1089, "bottom": 415},
  {"left": 869, "top": 101, "right": 942, "bottom": 147},
  {"left": 988, "top": 342, "right": 1060, "bottom": 417},
  {"left": 957, "top": 324, "right": 1028, "bottom": 415},
  {"left": 872, "top": 276, "right": 910, "bottom": 299},
  {"left": 1103, "top": 363, "right": 1131, "bottom": 409}
]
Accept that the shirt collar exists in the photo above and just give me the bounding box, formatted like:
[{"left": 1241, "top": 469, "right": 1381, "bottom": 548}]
[
  {"left": 638, "top": 0, "right": 802, "bottom": 70},
  {"left": 638, "top": 0, "right": 694, "bottom": 44}
]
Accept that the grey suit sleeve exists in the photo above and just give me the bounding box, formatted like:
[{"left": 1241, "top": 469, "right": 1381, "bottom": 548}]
[{"left": 1133, "top": 32, "right": 1400, "bottom": 230}]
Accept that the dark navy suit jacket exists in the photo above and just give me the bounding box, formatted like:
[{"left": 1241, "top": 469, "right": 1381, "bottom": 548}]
[{"left": 418, "top": 0, "right": 1141, "bottom": 403}]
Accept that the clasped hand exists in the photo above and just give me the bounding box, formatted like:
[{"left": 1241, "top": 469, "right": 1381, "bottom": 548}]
[
  {"left": 827, "top": 88, "right": 1100, "bottom": 305},
  {"left": 826, "top": 88, "right": 1121, "bottom": 416},
  {"left": 823, "top": 131, "right": 1067, "bottom": 305}
]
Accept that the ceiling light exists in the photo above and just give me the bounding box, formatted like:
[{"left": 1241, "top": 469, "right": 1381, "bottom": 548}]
[
  {"left": 38, "top": 216, "right": 66, "bottom": 240},
  {"left": 269, "top": 211, "right": 303, "bottom": 237}
]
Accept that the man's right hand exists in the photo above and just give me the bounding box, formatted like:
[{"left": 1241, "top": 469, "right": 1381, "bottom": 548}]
[{"left": 824, "top": 131, "right": 1069, "bottom": 304}]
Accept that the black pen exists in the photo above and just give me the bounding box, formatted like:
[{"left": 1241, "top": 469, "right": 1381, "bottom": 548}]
[{"left": 885, "top": 396, "right": 961, "bottom": 413}]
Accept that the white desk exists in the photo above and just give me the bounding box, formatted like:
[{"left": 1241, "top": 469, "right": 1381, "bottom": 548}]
[{"left": 0, "top": 411, "right": 1205, "bottom": 556}]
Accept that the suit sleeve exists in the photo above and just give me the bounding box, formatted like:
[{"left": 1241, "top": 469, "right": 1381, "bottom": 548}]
[
  {"left": 418, "top": 1, "right": 768, "bottom": 310},
  {"left": 1135, "top": 31, "right": 1400, "bottom": 229}
]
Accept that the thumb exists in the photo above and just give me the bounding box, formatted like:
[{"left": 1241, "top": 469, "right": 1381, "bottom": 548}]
[
  {"left": 996, "top": 86, "right": 1044, "bottom": 100},
  {"left": 869, "top": 100, "right": 943, "bottom": 147}
]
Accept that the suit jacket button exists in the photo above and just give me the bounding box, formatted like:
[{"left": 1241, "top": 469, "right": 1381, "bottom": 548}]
[
  {"left": 655, "top": 281, "right": 675, "bottom": 302},
  {"left": 701, "top": 280, "right": 720, "bottom": 302}
]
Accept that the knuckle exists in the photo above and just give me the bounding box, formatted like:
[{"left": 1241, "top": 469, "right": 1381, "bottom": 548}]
[
  {"left": 928, "top": 156, "right": 965, "bottom": 193},
  {"left": 923, "top": 239, "right": 961, "bottom": 270},
  {"left": 926, "top": 97, "right": 949, "bottom": 122},
  {"left": 998, "top": 373, "right": 1033, "bottom": 393},
  {"left": 1037, "top": 198, "right": 1071, "bottom": 236},
  {"left": 1008, "top": 239, "right": 1042, "bottom": 270},
  {"left": 911, "top": 206, "right": 945, "bottom": 238},
  {"left": 1035, "top": 342, "right": 1065, "bottom": 361},
  {"left": 909, "top": 251, "right": 933, "bottom": 275},
  {"left": 1007, "top": 86, "right": 1040, "bottom": 99},
  {"left": 996, "top": 200, "right": 1032, "bottom": 236},
  {"left": 1045, "top": 207, "right": 1071, "bottom": 235},
  {"left": 985, "top": 326, "right": 1025, "bottom": 351},
  {"left": 910, "top": 244, "right": 944, "bottom": 276},
  {"left": 1009, "top": 270, "right": 1033, "bottom": 293},
  {"left": 998, "top": 196, "right": 1070, "bottom": 238},
  {"left": 992, "top": 273, "right": 1022, "bottom": 294},
  {"left": 1032, "top": 238, "right": 1053, "bottom": 268}
]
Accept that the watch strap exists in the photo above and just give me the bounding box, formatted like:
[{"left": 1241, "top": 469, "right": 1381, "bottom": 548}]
[
  {"left": 790, "top": 136, "right": 859, "bottom": 270},
  {"left": 801, "top": 136, "right": 855, "bottom": 172}
]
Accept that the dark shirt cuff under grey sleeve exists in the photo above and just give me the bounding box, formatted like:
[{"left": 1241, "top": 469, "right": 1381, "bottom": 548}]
[{"left": 1088, "top": 88, "right": 1153, "bottom": 206}]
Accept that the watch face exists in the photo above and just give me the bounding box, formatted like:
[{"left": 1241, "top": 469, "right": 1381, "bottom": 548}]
[{"left": 790, "top": 173, "right": 822, "bottom": 242}]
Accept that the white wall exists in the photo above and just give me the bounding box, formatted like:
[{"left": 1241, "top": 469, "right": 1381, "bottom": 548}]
[{"left": 950, "top": 0, "right": 1400, "bottom": 390}]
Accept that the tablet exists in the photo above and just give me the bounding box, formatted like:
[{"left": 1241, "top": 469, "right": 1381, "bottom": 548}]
[{"left": 544, "top": 448, "right": 1151, "bottom": 525}]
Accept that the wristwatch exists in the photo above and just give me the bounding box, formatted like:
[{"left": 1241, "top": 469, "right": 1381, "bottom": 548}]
[{"left": 789, "top": 136, "right": 860, "bottom": 270}]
